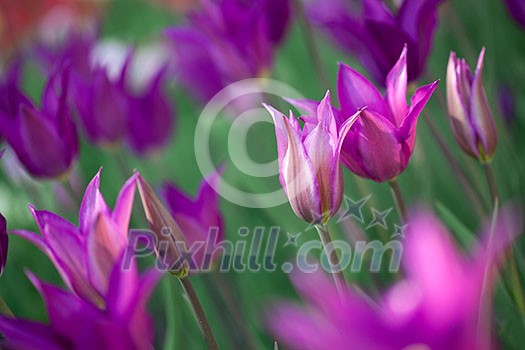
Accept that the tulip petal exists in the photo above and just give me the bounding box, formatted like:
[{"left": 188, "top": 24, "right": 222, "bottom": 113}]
[
  {"left": 399, "top": 79, "right": 439, "bottom": 141},
  {"left": 263, "top": 103, "right": 291, "bottom": 191},
  {"left": 385, "top": 45, "right": 408, "bottom": 126},
  {"left": 112, "top": 173, "right": 137, "bottom": 237},
  {"left": 470, "top": 48, "right": 498, "bottom": 159},
  {"left": 337, "top": 63, "right": 390, "bottom": 117},
  {"left": 283, "top": 97, "right": 319, "bottom": 116},
  {"left": 447, "top": 52, "right": 478, "bottom": 157},
  {"left": 79, "top": 169, "right": 110, "bottom": 235},
  {"left": 87, "top": 213, "right": 127, "bottom": 296},
  {"left": 0, "top": 317, "right": 65, "bottom": 350},
  {"left": 355, "top": 110, "right": 403, "bottom": 182},
  {"left": 282, "top": 117, "right": 321, "bottom": 223}
]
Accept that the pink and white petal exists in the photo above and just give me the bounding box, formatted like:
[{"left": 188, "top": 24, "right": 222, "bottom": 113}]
[
  {"left": 385, "top": 45, "right": 408, "bottom": 126},
  {"left": 282, "top": 118, "right": 322, "bottom": 222},
  {"left": 79, "top": 169, "right": 110, "bottom": 235},
  {"left": 470, "top": 48, "right": 498, "bottom": 157},
  {"left": 87, "top": 213, "right": 128, "bottom": 296},
  {"left": 446, "top": 53, "right": 478, "bottom": 156},
  {"left": 112, "top": 173, "right": 137, "bottom": 237}
]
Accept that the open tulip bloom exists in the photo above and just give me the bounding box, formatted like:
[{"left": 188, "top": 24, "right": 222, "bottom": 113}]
[
  {"left": 288, "top": 47, "right": 439, "bottom": 182},
  {"left": 264, "top": 91, "right": 361, "bottom": 224}
]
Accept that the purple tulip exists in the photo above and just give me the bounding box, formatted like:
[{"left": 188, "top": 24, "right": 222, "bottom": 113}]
[
  {"left": 162, "top": 170, "right": 224, "bottom": 271},
  {"left": 0, "top": 65, "right": 79, "bottom": 179},
  {"left": 306, "top": 0, "right": 444, "bottom": 85},
  {"left": 123, "top": 65, "right": 175, "bottom": 155},
  {"left": 290, "top": 48, "right": 438, "bottom": 182},
  {"left": 268, "top": 207, "right": 521, "bottom": 350},
  {"left": 504, "top": 0, "right": 525, "bottom": 27},
  {"left": 165, "top": 0, "right": 291, "bottom": 103},
  {"left": 71, "top": 67, "right": 129, "bottom": 146},
  {"left": 264, "top": 91, "right": 361, "bottom": 223},
  {"left": 10, "top": 169, "right": 137, "bottom": 305},
  {"left": 447, "top": 48, "right": 498, "bottom": 163},
  {"left": 0, "top": 254, "right": 160, "bottom": 350}
]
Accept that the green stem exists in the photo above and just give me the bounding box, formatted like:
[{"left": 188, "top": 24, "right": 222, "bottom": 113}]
[
  {"left": 162, "top": 276, "right": 178, "bottom": 350},
  {"left": 179, "top": 277, "right": 219, "bottom": 350},
  {"left": 388, "top": 178, "right": 407, "bottom": 223},
  {"left": 483, "top": 163, "right": 525, "bottom": 314},
  {"left": 293, "top": 0, "right": 329, "bottom": 89},
  {"left": 315, "top": 224, "right": 347, "bottom": 298}
]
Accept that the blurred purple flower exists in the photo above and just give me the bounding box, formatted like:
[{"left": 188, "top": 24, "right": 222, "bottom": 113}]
[
  {"left": 447, "top": 48, "right": 497, "bottom": 163},
  {"left": 71, "top": 67, "right": 129, "bottom": 146},
  {"left": 162, "top": 169, "right": 224, "bottom": 271},
  {"left": 10, "top": 169, "right": 138, "bottom": 305},
  {"left": 503, "top": 0, "right": 525, "bottom": 27},
  {"left": 268, "top": 207, "right": 521, "bottom": 350},
  {"left": 289, "top": 47, "right": 438, "bottom": 182},
  {"left": 0, "top": 63, "right": 78, "bottom": 179},
  {"left": 165, "top": 0, "right": 291, "bottom": 103},
  {"left": 306, "top": 0, "right": 445, "bottom": 85},
  {"left": 0, "top": 254, "right": 159, "bottom": 350},
  {"left": 264, "top": 91, "right": 361, "bottom": 223}
]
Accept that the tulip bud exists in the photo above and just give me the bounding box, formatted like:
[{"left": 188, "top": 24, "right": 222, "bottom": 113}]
[
  {"left": 264, "top": 91, "right": 360, "bottom": 224},
  {"left": 447, "top": 48, "right": 498, "bottom": 163},
  {"left": 135, "top": 172, "right": 189, "bottom": 277},
  {"left": 161, "top": 169, "right": 224, "bottom": 272}
]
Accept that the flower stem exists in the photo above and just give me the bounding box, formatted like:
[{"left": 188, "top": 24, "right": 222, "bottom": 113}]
[
  {"left": 162, "top": 276, "right": 178, "bottom": 350},
  {"left": 293, "top": 0, "right": 329, "bottom": 89},
  {"left": 483, "top": 163, "right": 499, "bottom": 205},
  {"left": 483, "top": 163, "right": 525, "bottom": 314},
  {"left": 388, "top": 178, "right": 407, "bottom": 223},
  {"left": 179, "top": 277, "right": 219, "bottom": 350},
  {"left": 315, "top": 224, "right": 347, "bottom": 298}
]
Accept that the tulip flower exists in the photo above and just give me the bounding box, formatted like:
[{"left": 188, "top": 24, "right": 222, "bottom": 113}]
[
  {"left": 0, "top": 65, "right": 78, "bottom": 179},
  {"left": 504, "top": 0, "right": 525, "bottom": 27},
  {"left": 165, "top": 0, "right": 291, "bottom": 103},
  {"left": 10, "top": 169, "right": 137, "bottom": 306},
  {"left": 306, "top": 0, "right": 444, "bottom": 85},
  {"left": 0, "top": 254, "right": 160, "bottom": 350},
  {"left": 71, "top": 67, "right": 128, "bottom": 145},
  {"left": 447, "top": 48, "right": 498, "bottom": 163},
  {"left": 161, "top": 170, "right": 224, "bottom": 271},
  {"left": 136, "top": 172, "right": 190, "bottom": 276},
  {"left": 264, "top": 91, "right": 361, "bottom": 224},
  {"left": 124, "top": 66, "right": 175, "bottom": 155},
  {"left": 268, "top": 207, "right": 521, "bottom": 350}
]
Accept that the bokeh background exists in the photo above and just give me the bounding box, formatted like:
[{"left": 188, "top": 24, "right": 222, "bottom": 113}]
[{"left": 0, "top": 0, "right": 524, "bottom": 348}]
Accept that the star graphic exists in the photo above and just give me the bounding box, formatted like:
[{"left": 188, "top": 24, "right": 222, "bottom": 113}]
[
  {"left": 337, "top": 194, "right": 371, "bottom": 223},
  {"left": 284, "top": 232, "right": 301, "bottom": 247},
  {"left": 391, "top": 223, "right": 408, "bottom": 239},
  {"left": 366, "top": 207, "right": 393, "bottom": 230}
]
